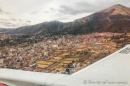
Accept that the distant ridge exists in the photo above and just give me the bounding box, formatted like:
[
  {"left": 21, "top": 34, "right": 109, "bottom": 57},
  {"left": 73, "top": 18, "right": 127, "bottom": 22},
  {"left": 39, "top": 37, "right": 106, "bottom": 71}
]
[{"left": 4, "top": 4, "right": 130, "bottom": 35}]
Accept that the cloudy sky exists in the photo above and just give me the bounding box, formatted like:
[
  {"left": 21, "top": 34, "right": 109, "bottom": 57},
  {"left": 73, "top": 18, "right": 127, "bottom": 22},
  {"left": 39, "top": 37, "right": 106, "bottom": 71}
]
[{"left": 0, "top": 0, "right": 130, "bottom": 28}]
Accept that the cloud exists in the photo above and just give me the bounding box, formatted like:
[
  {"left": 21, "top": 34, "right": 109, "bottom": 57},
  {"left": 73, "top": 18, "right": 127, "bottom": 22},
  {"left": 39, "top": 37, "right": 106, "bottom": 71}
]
[
  {"left": 11, "top": 18, "right": 16, "bottom": 21},
  {"left": 0, "top": 20, "right": 29, "bottom": 28},
  {"left": 0, "top": 18, "right": 28, "bottom": 28},
  {"left": 58, "top": 5, "right": 77, "bottom": 15},
  {"left": 44, "top": 11, "right": 50, "bottom": 13},
  {"left": 0, "top": 7, "right": 3, "bottom": 14},
  {"left": 31, "top": 10, "right": 40, "bottom": 14},
  {"left": 0, "top": 8, "right": 3, "bottom": 12},
  {"left": 43, "top": 8, "right": 57, "bottom": 13},
  {"left": 0, "top": 21, "right": 15, "bottom": 27},
  {"left": 58, "top": 1, "right": 98, "bottom": 15},
  {"left": 55, "top": 16, "right": 69, "bottom": 21},
  {"left": 19, "top": 19, "right": 22, "bottom": 21},
  {"left": 26, "top": 20, "right": 31, "bottom": 23},
  {"left": 0, "top": 7, "right": 11, "bottom": 15},
  {"left": 57, "top": 0, "right": 130, "bottom": 15},
  {"left": 5, "top": 12, "right": 11, "bottom": 15},
  {"left": 50, "top": 8, "right": 56, "bottom": 11}
]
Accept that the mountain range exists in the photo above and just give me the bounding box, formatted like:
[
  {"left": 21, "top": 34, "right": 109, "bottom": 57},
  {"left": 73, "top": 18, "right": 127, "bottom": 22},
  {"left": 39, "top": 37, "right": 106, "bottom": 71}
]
[{"left": 1, "top": 4, "right": 130, "bottom": 35}]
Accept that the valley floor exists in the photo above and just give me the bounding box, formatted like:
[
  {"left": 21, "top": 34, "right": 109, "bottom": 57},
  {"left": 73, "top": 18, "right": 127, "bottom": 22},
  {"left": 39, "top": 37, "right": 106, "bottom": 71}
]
[{"left": 0, "top": 32, "right": 130, "bottom": 74}]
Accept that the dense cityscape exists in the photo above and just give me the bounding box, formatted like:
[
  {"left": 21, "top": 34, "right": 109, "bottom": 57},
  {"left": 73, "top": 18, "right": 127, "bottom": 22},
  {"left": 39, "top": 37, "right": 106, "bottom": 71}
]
[{"left": 0, "top": 32, "right": 129, "bottom": 74}]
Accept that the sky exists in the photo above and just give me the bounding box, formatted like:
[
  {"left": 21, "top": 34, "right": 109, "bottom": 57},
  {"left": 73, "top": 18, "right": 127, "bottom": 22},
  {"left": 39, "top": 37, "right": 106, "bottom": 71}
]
[{"left": 0, "top": 0, "right": 130, "bottom": 28}]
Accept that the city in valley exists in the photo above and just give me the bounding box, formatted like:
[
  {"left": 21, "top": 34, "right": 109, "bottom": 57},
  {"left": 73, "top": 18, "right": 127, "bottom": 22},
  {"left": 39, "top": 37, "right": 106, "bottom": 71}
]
[{"left": 0, "top": 32, "right": 130, "bottom": 74}]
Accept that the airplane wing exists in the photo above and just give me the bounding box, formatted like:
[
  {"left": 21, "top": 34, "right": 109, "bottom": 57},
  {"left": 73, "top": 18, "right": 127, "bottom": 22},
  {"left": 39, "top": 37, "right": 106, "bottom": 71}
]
[{"left": 0, "top": 45, "right": 130, "bottom": 86}]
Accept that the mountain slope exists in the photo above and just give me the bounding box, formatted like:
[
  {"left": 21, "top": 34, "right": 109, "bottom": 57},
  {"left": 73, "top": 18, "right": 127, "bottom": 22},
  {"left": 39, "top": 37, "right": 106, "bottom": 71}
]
[
  {"left": 65, "top": 4, "right": 130, "bottom": 34},
  {"left": 0, "top": 28, "right": 13, "bottom": 33},
  {"left": 6, "top": 4, "right": 130, "bottom": 35},
  {"left": 8, "top": 21, "right": 67, "bottom": 35}
]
